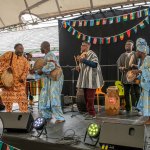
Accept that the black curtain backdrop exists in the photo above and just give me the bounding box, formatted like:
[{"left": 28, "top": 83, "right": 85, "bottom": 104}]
[{"left": 59, "top": 7, "right": 150, "bottom": 96}]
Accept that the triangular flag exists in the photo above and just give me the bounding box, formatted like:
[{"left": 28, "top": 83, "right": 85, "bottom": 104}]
[
  {"left": 148, "top": 8, "right": 150, "bottom": 16},
  {"left": 139, "top": 21, "right": 145, "bottom": 29},
  {"left": 126, "top": 30, "right": 131, "bottom": 38},
  {"left": 130, "top": 12, "right": 135, "bottom": 20},
  {"left": 9, "top": 145, "right": 14, "bottom": 150},
  {"left": 87, "top": 36, "right": 91, "bottom": 43},
  {"left": 96, "top": 19, "right": 100, "bottom": 25},
  {"left": 72, "top": 29, "right": 76, "bottom": 35},
  {"left": 120, "top": 33, "right": 124, "bottom": 41},
  {"left": 90, "top": 20, "right": 94, "bottom": 26},
  {"left": 63, "top": 22, "right": 67, "bottom": 28},
  {"left": 109, "top": 18, "right": 113, "bottom": 24},
  {"left": 77, "top": 32, "right": 81, "bottom": 39},
  {"left": 145, "top": 16, "right": 149, "bottom": 24},
  {"left": 106, "top": 37, "right": 111, "bottom": 44},
  {"left": 102, "top": 19, "right": 107, "bottom": 25},
  {"left": 123, "top": 14, "right": 128, "bottom": 21},
  {"left": 99, "top": 38, "right": 104, "bottom": 44},
  {"left": 93, "top": 37, "right": 97, "bottom": 44},
  {"left": 78, "top": 21, "right": 82, "bottom": 26},
  {"left": 144, "top": 9, "right": 148, "bottom": 16},
  {"left": 66, "top": 21, "right": 70, "bottom": 26},
  {"left": 67, "top": 26, "right": 72, "bottom": 32},
  {"left": 83, "top": 20, "right": 88, "bottom": 26},
  {"left": 136, "top": 11, "right": 142, "bottom": 18},
  {"left": 72, "top": 21, "right": 76, "bottom": 27},
  {"left": 132, "top": 26, "right": 137, "bottom": 33},
  {"left": 116, "top": 16, "right": 121, "bottom": 23},
  {"left": 113, "top": 36, "right": 117, "bottom": 43},
  {"left": 82, "top": 34, "right": 86, "bottom": 41},
  {"left": 6, "top": 144, "right": 10, "bottom": 150}
]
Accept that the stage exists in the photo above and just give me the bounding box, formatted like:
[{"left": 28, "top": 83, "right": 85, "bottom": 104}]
[{"left": 0, "top": 105, "right": 149, "bottom": 150}]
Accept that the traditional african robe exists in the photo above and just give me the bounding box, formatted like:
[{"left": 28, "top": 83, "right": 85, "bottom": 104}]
[
  {"left": 0, "top": 51, "right": 29, "bottom": 112},
  {"left": 137, "top": 56, "right": 150, "bottom": 116},
  {"left": 38, "top": 51, "right": 64, "bottom": 121},
  {"left": 76, "top": 50, "right": 103, "bottom": 89}
]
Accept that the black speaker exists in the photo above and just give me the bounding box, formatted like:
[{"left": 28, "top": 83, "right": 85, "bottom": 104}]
[
  {"left": 0, "top": 112, "right": 34, "bottom": 133},
  {"left": 99, "top": 122, "right": 150, "bottom": 150}
]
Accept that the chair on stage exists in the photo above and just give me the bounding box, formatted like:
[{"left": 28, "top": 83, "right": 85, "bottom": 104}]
[{"left": 95, "top": 87, "right": 105, "bottom": 112}]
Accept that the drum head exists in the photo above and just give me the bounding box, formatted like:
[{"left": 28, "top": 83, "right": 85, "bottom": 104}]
[{"left": 126, "top": 70, "right": 137, "bottom": 82}]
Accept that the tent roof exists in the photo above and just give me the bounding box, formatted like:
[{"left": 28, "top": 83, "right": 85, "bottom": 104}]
[{"left": 0, "top": 0, "right": 145, "bottom": 29}]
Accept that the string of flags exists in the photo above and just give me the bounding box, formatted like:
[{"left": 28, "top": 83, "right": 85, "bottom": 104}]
[
  {"left": 0, "top": 141, "right": 20, "bottom": 150},
  {"left": 63, "top": 15, "right": 149, "bottom": 44},
  {"left": 63, "top": 8, "right": 150, "bottom": 27}
]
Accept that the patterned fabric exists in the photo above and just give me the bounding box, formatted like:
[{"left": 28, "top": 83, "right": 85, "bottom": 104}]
[
  {"left": 0, "top": 51, "right": 29, "bottom": 112},
  {"left": 137, "top": 56, "right": 150, "bottom": 116},
  {"left": 117, "top": 51, "right": 138, "bottom": 84},
  {"left": 76, "top": 50, "right": 103, "bottom": 89},
  {"left": 38, "top": 51, "right": 64, "bottom": 121}
]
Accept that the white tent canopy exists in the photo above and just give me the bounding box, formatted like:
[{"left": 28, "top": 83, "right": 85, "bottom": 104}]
[{"left": 0, "top": 0, "right": 145, "bottom": 29}]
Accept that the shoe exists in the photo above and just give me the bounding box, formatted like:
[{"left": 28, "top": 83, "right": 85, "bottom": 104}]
[
  {"left": 55, "top": 120, "right": 65, "bottom": 124},
  {"left": 85, "top": 115, "right": 96, "bottom": 120},
  {"left": 83, "top": 112, "right": 89, "bottom": 117}
]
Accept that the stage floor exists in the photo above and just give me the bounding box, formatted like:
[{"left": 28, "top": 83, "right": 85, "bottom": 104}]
[{"left": 1, "top": 105, "right": 148, "bottom": 150}]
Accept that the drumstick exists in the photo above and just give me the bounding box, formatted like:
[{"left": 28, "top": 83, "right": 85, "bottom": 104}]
[{"left": 74, "top": 56, "right": 78, "bottom": 66}]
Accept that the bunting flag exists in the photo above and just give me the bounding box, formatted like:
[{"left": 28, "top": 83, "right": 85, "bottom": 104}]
[
  {"left": 79, "top": 21, "right": 82, "bottom": 26},
  {"left": 64, "top": 16, "right": 148, "bottom": 45},
  {"left": 109, "top": 18, "right": 113, "bottom": 24},
  {"left": 67, "top": 26, "right": 72, "bottom": 32},
  {"left": 130, "top": 12, "right": 135, "bottom": 20},
  {"left": 72, "top": 21, "right": 76, "bottom": 27},
  {"left": 93, "top": 37, "right": 97, "bottom": 44},
  {"left": 102, "top": 19, "right": 107, "bottom": 25},
  {"left": 63, "top": 8, "right": 149, "bottom": 27},
  {"left": 145, "top": 16, "right": 149, "bottom": 24},
  {"left": 96, "top": 19, "right": 100, "bottom": 25},
  {"left": 123, "top": 14, "right": 128, "bottom": 21},
  {"left": 106, "top": 37, "right": 111, "bottom": 44},
  {"left": 116, "top": 16, "right": 121, "bottom": 23},
  {"left": 90, "top": 20, "right": 94, "bottom": 26},
  {"left": 0, "top": 141, "right": 3, "bottom": 150},
  {"left": 133, "top": 26, "right": 137, "bottom": 33},
  {"left": 63, "top": 22, "right": 67, "bottom": 28},
  {"left": 82, "top": 34, "right": 86, "bottom": 41},
  {"left": 83, "top": 20, "right": 88, "bottom": 26},
  {"left": 120, "top": 33, "right": 124, "bottom": 41},
  {"left": 127, "top": 30, "right": 131, "bottom": 38},
  {"left": 139, "top": 21, "right": 145, "bottom": 29},
  {"left": 113, "top": 36, "right": 117, "bottom": 43}
]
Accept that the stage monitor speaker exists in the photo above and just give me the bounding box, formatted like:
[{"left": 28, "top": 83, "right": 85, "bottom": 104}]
[
  {"left": 0, "top": 112, "right": 34, "bottom": 133},
  {"left": 99, "top": 122, "right": 150, "bottom": 150}
]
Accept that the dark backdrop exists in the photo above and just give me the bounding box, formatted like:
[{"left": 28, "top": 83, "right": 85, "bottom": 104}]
[{"left": 59, "top": 7, "right": 150, "bottom": 96}]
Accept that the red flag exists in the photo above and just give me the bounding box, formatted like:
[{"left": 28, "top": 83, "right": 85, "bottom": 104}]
[{"left": 127, "top": 30, "right": 131, "bottom": 38}]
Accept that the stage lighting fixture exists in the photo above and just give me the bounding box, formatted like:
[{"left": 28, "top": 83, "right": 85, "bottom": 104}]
[
  {"left": 84, "top": 123, "right": 101, "bottom": 146},
  {"left": 33, "top": 117, "right": 47, "bottom": 137}
]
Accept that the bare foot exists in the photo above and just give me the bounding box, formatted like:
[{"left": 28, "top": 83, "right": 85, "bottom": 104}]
[{"left": 55, "top": 120, "right": 65, "bottom": 124}]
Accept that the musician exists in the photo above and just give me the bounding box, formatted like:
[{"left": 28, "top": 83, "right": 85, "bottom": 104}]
[
  {"left": 31, "top": 41, "right": 65, "bottom": 123},
  {"left": 0, "top": 43, "right": 29, "bottom": 112},
  {"left": 76, "top": 41, "right": 104, "bottom": 120},
  {"left": 132, "top": 38, "right": 150, "bottom": 123},
  {"left": 117, "top": 40, "right": 140, "bottom": 114}
]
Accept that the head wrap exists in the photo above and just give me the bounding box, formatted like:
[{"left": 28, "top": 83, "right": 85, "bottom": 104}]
[{"left": 136, "top": 38, "right": 149, "bottom": 54}]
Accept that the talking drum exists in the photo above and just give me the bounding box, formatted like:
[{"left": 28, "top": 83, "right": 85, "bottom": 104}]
[{"left": 105, "top": 86, "right": 120, "bottom": 115}]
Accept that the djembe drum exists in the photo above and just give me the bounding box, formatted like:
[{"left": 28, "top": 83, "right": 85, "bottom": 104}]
[{"left": 105, "top": 86, "right": 120, "bottom": 115}]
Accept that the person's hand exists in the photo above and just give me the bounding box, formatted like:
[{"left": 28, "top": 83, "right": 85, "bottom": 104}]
[
  {"left": 120, "top": 67, "right": 127, "bottom": 72},
  {"left": 7, "top": 67, "right": 13, "bottom": 73},
  {"left": 75, "top": 66, "right": 80, "bottom": 72},
  {"left": 38, "top": 70, "right": 43, "bottom": 75},
  {"left": 19, "top": 79, "right": 24, "bottom": 83},
  {"left": 76, "top": 55, "right": 82, "bottom": 62}
]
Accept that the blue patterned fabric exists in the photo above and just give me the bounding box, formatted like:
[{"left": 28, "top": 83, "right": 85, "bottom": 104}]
[
  {"left": 38, "top": 51, "right": 65, "bottom": 121},
  {"left": 137, "top": 56, "right": 150, "bottom": 116}
]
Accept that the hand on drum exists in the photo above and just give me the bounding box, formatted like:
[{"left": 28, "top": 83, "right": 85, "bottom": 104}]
[{"left": 75, "top": 66, "right": 80, "bottom": 72}]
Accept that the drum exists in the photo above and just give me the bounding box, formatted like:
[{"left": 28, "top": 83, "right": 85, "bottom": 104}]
[
  {"left": 33, "top": 58, "right": 45, "bottom": 71},
  {"left": 126, "top": 70, "right": 137, "bottom": 82},
  {"left": 76, "top": 89, "right": 87, "bottom": 113},
  {"left": 37, "top": 79, "right": 44, "bottom": 95},
  {"left": 105, "top": 86, "right": 120, "bottom": 115}
]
